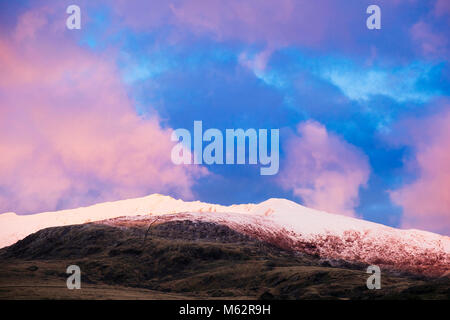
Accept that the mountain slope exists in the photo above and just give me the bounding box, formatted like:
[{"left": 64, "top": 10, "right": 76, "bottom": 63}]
[
  {"left": 0, "top": 194, "right": 449, "bottom": 276},
  {"left": 1, "top": 220, "right": 449, "bottom": 300}
]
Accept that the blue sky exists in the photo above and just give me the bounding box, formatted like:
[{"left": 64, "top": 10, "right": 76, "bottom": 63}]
[{"left": 1, "top": 0, "right": 449, "bottom": 234}]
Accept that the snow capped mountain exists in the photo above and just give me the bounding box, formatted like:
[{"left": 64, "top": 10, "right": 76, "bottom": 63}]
[{"left": 1, "top": 194, "right": 449, "bottom": 276}]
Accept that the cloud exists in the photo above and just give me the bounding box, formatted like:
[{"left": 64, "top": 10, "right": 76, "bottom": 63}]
[
  {"left": 321, "top": 61, "right": 439, "bottom": 103},
  {"left": 6, "top": 1, "right": 449, "bottom": 63},
  {"left": 410, "top": 21, "right": 449, "bottom": 58},
  {"left": 168, "top": 0, "right": 331, "bottom": 48},
  {"left": 434, "top": 0, "right": 450, "bottom": 20},
  {"left": 0, "top": 8, "right": 206, "bottom": 214},
  {"left": 101, "top": 0, "right": 450, "bottom": 63},
  {"left": 278, "top": 121, "right": 370, "bottom": 217},
  {"left": 390, "top": 101, "right": 450, "bottom": 235},
  {"left": 408, "top": 0, "right": 450, "bottom": 60}
]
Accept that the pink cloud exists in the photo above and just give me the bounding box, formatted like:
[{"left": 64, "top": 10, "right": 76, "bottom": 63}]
[
  {"left": 106, "top": 0, "right": 378, "bottom": 52},
  {"left": 390, "top": 102, "right": 450, "bottom": 235},
  {"left": 14, "top": 0, "right": 443, "bottom": 65},
  {"left": 278, "top": 121, "right": 370, "bottom": 217},
  {"left": 98, "top": 0, "right": 450, "bottom": 67},
  {"left": 168, "top": 0, "right": 333, "bottom": 47},
  {"left": 16, "top": 0, "right": 442, "bottom": 65},
  {"left": 434, "top": 0, "right": 450, "bottom": 19},
  {"left": 410, "top": 21, "right": 448, "bottom": 58},
  {"left": 0, "top": 8, "right": 206, "bottom": 214}
]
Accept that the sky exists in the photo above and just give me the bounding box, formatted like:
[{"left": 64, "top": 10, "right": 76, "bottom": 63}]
[{"left": 0, "top": 0, "right": 449, "bottom": 235}]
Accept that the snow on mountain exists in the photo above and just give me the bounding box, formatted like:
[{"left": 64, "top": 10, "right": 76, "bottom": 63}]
[
  {"left": 1, "top": 194, "right": 449, "bottom": 275},
  {"left": 0, "top": 194, "right": 252, "bottom": 249}
]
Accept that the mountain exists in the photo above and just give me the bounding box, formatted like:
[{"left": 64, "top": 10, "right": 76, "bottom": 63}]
[
  {"left": 1, "top": 217, "right": 450, "bottom": 299},
  {"left": 1, "top": 194, "right": 449, "bottom": 277}
]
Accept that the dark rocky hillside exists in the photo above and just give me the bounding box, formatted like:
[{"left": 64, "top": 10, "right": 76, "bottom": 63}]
[{"left": 0, "top": 220, "right": 449, "bottom": 299}]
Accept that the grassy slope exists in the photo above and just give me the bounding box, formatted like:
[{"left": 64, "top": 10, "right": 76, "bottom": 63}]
[{"left": 0, "top": 221, "right": 448, "bottom": 300}]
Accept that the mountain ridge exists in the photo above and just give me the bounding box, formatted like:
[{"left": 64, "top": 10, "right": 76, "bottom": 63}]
[{"left": 1, "top": 193, "right": 448, "bottom": 276}]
